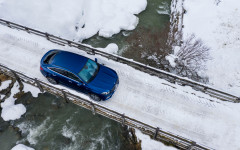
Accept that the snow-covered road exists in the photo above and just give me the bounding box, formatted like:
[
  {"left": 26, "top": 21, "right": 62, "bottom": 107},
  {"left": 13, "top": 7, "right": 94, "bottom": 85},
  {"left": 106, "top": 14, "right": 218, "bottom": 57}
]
[{"left": 1, "top": 25, "right": 240, "bottom": 149}]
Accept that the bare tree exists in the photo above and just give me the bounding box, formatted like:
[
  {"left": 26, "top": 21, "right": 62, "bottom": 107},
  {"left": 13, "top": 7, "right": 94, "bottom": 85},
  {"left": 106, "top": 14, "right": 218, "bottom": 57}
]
[{"left": 175, "top": 34, "right": 210, "bottom": 73}]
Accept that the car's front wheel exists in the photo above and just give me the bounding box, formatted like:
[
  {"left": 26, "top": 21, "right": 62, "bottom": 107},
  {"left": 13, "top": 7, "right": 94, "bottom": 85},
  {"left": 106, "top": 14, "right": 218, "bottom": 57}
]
[
  {"left": 90, "top": 93, "right": 101, "bottom": 101},
  {"left": 47, "top": 77, "right": 57, "bottom": 85}
]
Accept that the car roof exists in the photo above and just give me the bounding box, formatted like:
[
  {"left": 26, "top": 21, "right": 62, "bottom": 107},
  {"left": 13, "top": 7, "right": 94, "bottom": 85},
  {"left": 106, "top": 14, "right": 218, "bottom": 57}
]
[{"left": 50, "top": 50, "right": 88, "bottom": 74}]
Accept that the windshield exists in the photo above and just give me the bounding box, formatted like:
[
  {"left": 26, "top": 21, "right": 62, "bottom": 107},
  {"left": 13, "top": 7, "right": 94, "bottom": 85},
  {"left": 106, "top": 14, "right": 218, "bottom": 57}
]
[{"left": 78, "top": 59, "right": 99, "bottom": 83}]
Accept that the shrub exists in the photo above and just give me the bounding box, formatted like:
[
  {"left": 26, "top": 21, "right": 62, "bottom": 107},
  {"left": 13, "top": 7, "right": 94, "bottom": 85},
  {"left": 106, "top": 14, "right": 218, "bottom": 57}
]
[{"left": 175, "top": 34, "right": 210, "bottom": 73}]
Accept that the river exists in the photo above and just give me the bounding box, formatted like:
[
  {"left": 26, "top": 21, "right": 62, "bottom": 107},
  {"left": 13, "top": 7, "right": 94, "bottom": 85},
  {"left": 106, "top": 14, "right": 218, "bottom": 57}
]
[{"left": 0, "top": 92, "right": 133, "bottom": 150}]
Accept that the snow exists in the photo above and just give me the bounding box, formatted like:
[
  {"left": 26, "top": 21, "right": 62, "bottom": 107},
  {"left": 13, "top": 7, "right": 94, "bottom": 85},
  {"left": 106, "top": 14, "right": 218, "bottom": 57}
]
[
  {"left": 135, "top": 129, "right": 176, "bottom": 150},
  {"left": 0, "top": 0, "right": 147, "bottom": 41},
  {"left": 0, "top": 79, "right": 11, "bottom": 91},
  {"left": 11, "top": 144, "right": 34, "bottom": 150},
  {"left": 1, "top": 82, "right": 26, "bottom": 121},
  {"left": 98, "top": 43, "right": 118, "bottom": 54},
  {"left": 0, "top": 78, "right": 40, "bottom": 121},
  {"left": 1, "top": 104, "right": 26, "bottom": 121},
  {"left": 165, "top": 54, "right": 177, "bottom": 67},
  {"left": 182, "top": 0, "right": 240, "bottom": 96},
  {"left": 1, "top": 24, "right": 240, "bottom": 149},
  {"left": 23, "top": 83, "right": 41, "bottom": 98}
]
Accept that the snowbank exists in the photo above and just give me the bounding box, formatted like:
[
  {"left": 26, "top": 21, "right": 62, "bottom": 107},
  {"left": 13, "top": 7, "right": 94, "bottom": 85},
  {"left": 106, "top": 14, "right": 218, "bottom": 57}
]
[
  {"left": 1, "top": 82, "right": 26, "bottom": 121},
  {"left": 23, "top": 83, "right": 41, "bottom": 98},
  {"left": 165, "top": 54, "right": 177, "bottom": 67},
  {"left": 0, "top": 80, "right": 11, "bottom": 91},
  {"left": 1, "top": 104, "right": 26, "bottom": 121},
  {"left": 11, "top": 144, "right": 34, "bottom": 150},
  {"left": 99, "top": 43, "right": 118, "bottom": 54},
  {"left": 0, "top": 0, "right": 147, "bottom": 41},
  {"left": 183, "top": 0, "right": 240, "bottom": 96}
]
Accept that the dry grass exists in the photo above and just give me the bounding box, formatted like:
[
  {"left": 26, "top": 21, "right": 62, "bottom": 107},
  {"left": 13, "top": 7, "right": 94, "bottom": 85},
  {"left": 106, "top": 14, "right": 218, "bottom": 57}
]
[{"left": 0, "top": 74, "right": 11, "bottom": 82}]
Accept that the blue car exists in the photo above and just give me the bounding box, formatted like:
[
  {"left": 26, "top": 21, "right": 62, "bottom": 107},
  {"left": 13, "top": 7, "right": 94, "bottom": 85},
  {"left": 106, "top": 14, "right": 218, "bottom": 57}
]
[{"left": 40, "top": 50, "right": 119, "bottom": 101}]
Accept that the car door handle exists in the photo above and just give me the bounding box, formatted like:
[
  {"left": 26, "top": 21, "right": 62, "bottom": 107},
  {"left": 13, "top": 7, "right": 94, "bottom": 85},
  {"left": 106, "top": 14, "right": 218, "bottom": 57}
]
[
  {"left": 53, "top": 74, "right": 56, "bottom": 76},
  {"left": 68, "top": 81, "right": 72, "bottom": 83}
]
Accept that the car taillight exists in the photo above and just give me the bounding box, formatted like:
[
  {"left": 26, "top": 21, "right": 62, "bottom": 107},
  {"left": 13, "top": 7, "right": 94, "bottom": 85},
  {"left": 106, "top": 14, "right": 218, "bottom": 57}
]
[{"left": 40, "top": 66, "right": 43, "bottom": 71}]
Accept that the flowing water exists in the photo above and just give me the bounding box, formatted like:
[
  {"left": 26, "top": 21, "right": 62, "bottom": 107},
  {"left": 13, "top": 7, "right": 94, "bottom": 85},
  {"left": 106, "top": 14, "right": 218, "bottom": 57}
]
[{"left": 0, "top": 92, "right": 131, "bottom": 150}]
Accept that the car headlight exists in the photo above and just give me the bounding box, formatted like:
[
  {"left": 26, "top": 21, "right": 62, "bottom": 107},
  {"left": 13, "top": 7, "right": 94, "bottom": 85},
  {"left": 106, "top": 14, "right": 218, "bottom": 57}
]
[{"left": 101, "top": 91, "right": 110, "bottom": 95}]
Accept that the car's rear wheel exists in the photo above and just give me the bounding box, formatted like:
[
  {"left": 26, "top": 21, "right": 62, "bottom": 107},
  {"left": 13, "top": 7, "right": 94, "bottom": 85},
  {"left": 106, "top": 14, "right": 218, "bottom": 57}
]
[
  {"left": 47, "top": 77, "right": 57, "bottom": 85},
  {"left": 90, "top": 93, "right": 101, "bottom": 101}
]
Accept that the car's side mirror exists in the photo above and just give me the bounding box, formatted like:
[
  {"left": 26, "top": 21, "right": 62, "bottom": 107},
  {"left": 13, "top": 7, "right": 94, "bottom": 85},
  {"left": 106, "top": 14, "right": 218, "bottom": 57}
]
[{"left": 95, "top": 58, "right": 98, "bottom": 63}]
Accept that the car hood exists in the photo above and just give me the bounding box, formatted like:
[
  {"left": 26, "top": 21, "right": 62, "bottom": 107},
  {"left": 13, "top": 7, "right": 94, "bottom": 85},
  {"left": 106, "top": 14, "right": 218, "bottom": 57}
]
[{"left": 88, "top": 65, "right": 118, "bottom": 92}]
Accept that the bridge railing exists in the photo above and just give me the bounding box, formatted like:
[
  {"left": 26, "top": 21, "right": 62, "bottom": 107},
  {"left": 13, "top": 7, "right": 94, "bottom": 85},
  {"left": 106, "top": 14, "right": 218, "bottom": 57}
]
[
  {"left": 0, "top": 18, "right": 239, "bottom": 103},
  {"left": 0, "top": 64, "right": 212, "bottom": 150}
]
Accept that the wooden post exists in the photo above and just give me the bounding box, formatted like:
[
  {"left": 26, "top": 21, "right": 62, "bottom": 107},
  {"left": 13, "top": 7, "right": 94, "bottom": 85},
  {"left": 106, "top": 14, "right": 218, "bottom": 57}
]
[
  {"left": 67, "top": 41, "right": 72, "bottom": 47},
  {"left": 62, "top": 89, "right": 69, "bottom": 103},
  {"left": 6, "top": 21, "right": 12, "bottom": 28},
  {"left": 25, "top": 27, "right": 30, "bottom": 33},
  {"left": 34, "top": 78, "right": 44, "bottom": 92},
  {"left": 90, "top": 102, "right": 95, "bottom": 115},
  {"left": 203, "top": 87, "right": 208, "bottom": 93},
  {"left": 154, "top": 127, "right": 159, "bottom": 139},
  {"left": 237, "top": 97, "right": 240, "bottom": 102},
  {"left": 121, "top": 113, "right": 125, "bottom": 127},
  {"left": 45, "top": 33, "right": 50, "bottom": 40},
  {"left": 11, "top": 70, "right": 21, "bottom": 83},
  {"left": 187, "top": 141, "right": 196, "bottom": 150}
]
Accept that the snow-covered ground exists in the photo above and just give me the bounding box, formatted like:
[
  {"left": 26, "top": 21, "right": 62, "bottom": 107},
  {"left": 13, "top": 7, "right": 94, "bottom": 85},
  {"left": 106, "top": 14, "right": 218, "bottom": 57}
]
[
  {"left": 182, "top": 0, "right": 240, "bottom": 96},
  {"left": 135, "top": 129, "right": 176, "bottom": 150},
  {"left": 11, "top": 144, "right": 34, "bottom": 150},
  {"left": 1, "top": 81, "right": 26, "bottom": 121},
  {"left": 1, "top": 23, "right": 240, "bottom": 149},
  {"left": 0, "top": 79, "right": 11, "bottom": 91},
  {"left": 0, "top": 0, "right": 147, "bottom": 42}
]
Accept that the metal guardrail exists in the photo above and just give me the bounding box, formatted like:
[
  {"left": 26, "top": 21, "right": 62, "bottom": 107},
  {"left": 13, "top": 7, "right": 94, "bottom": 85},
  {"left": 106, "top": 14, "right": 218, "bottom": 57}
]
[
  {"left": 0, "top": 18, "right": 239, "bottom": 103},
  {"left": 0, "top": 64, "right": 212, "bottom": 150}
]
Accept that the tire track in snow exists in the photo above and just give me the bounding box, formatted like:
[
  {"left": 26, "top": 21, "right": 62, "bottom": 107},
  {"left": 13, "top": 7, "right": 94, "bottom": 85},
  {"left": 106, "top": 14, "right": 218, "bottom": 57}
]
[
  {"left": 111, "top": 71, "right": 216, "bottom": 139},
  {"left": 116, "top": 68, "right": 217, "bottom": 109}
]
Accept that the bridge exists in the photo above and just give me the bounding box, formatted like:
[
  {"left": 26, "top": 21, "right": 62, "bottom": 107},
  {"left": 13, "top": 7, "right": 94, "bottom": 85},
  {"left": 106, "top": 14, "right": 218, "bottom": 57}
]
[{"left": 0, "top": 19, "right": 239, "bottom": 149}]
